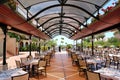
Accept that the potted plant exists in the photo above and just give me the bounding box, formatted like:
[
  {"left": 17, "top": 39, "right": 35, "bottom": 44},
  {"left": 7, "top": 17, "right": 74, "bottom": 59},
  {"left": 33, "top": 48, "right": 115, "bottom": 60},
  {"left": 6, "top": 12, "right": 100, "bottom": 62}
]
[{"left": 2, "top": 0, "right": 17, "bottom": 11}]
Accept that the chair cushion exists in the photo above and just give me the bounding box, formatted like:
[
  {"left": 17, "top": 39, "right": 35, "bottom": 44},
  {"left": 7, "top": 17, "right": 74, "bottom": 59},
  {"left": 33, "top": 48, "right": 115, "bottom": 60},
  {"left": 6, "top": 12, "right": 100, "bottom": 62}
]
[{"left": 38, "top": 67, "right": 45, "bottom": 70}]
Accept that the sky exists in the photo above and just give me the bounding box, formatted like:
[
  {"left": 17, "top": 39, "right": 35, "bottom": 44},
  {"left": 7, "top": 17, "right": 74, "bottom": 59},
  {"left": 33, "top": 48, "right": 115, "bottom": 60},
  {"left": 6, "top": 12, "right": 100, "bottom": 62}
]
[{"left": 53, "top": 31, "right": 114, "bottom": 46}]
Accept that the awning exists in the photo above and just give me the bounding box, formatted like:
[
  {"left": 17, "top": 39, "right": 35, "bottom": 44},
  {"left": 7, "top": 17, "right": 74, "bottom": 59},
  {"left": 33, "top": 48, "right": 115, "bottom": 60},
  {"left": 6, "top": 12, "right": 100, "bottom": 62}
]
[
  {"left": 71, "top": 6, "right": 120, "bottom": 39},
  {"left": 16, "top": 0, "right": 109, "bottom": 38},
  {"left": 0, "top": 5, "right": 50, "bottom": 40}
]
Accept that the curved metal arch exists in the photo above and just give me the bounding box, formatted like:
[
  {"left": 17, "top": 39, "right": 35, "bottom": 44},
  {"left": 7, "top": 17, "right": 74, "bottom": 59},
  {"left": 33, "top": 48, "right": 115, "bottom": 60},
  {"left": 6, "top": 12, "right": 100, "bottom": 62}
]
[
  {"left": 28, "top": 4, "right": 99, "bottom": 21},
  {"left": 51, "top": 32, "right": 70, "bottom": 38},
  {"left": 38, "top": 16, "right": 86, "bottom": 28},
  {"left": 43, "top": 22, "right": 80, "bottom": 32},
  {"left": 50, "top": 30, "right": 71, "bottom": 36},
  {"left": 26, "top": 0, "right": 55, "bottom": 8},
  {"left": 46, "top": 26, "right": 75, "bottom": 33},
  {"left": 26, "top": 0, "right": 101, "bottom": 10},
  {"left": 49, "top": 29, "right": 71, "bottom": 34},
  {"left": 38, "top": 13, "right": 86, "bottom": 21},
  {"left": 69, "top": 0, "right": 101, "bottom": 8},
  {"left": 49, "top": 29, "right": 72, "bottom": 35},
  {"left": 51, "top": 33, "right": 70, "bottom": 38}
]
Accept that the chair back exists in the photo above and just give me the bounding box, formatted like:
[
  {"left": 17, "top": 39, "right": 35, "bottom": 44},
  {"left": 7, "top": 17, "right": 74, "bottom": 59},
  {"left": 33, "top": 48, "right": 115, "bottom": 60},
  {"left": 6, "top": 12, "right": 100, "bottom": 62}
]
[
  {"left": 35, "top": 53, "right": 40, "bottom": 59},
  {"left": 0, "top": 64, "right": 3, "bottom": 71},
  {"left": 12, "top": 73, "right": 29, "bottom": 80},
  {"left": 71, "top": 54, "right": 78, "bottom": 60},
  {"left": 105, "top": 60, "right": 110, "bottom": 67},
  {"left": 113, "top": 56, "right": 119, "bottom": 62},
  {"left": 21, "top": 57, "right": 28, "bottom": 63},
  {"left": 0, "top": 64, "right": 8, "bottom": 71},
  {"left": 117, "top": 64, "right": 120, "bottom": 70},
  {"left": 15, "top": 60, "right": 21, "bottom": 68},
  {"left": 38, "top": 60, "right": 47, "bottom": 67},
  {"left": 44, "top": 55, "right": 50, "bottom": 60},
  {"left": 27, "top": 55, "right": 33, "bottom": 60},
  {"left": 79, "top": 59, "right": 87, "bottom": 68},
  {"left": 86, "top": 71, "right": 101, "bottom": 80}
]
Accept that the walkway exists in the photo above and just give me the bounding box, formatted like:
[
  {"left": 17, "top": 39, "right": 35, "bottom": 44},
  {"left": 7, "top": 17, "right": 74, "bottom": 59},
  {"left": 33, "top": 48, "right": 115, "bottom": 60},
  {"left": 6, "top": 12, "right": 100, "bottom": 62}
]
[{"left": 30, "top": 51, "right": 85, "bottom": 80}]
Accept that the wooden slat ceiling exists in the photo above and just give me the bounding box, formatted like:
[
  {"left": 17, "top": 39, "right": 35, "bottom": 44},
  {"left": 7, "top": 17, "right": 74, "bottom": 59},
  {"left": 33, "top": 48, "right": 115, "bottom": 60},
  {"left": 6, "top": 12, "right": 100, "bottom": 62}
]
[
  {"left": 71, "top": 6, "right": 120, "bottom": 40},
  {"left": 0, "top": 5, "right": 50, "bottom": 40}
]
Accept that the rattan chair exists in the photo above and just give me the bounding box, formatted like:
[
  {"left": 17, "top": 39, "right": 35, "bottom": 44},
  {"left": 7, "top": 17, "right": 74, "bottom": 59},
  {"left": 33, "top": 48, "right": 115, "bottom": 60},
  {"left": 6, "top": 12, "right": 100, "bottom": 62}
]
[
  {"left": 12, "top": 73, "right": 29, "bottom": 80},
  {"left": 21, "top": 57, "right": 28, "bottom": 64},
  {"left": 27, "top": 55, "right": 33, "bottom": 60},
  {"left": 34, "top": 53, "right": 40, "bottom": 59},
  {"left": 0, "top": 64, "right": 3, "bottom": 71},
  {"left": 20, "top": 57, "right": 29, "bottom": 71},
  {"left": 71, "top": 53, "right": 78, "bottom": 65},
  {"left": 78, "top": 59, "right": 88, "bottom": 75},
  {"left": 15, "top": 60, "right": 26, "bottom": 70},
  {"left": 15, "top": 60, "right": 21, "bottom": 68},
  {"left": 37, "top": 60, "right": 47, "bottom": 76},
  {"left": 105, "top": 59, "right": 111, "bottom": 68},
  {"left": 112, "top": 56, "right": 119, "bottom": 68},
  {"left": 0, "top": 64, "right": 8, "bottom": 71},
  {"left": 86, "top": 70, "right": 101, "bottom": 80},
  {"left": 44, "top": 55, "right": 51, "bottom": 66}
]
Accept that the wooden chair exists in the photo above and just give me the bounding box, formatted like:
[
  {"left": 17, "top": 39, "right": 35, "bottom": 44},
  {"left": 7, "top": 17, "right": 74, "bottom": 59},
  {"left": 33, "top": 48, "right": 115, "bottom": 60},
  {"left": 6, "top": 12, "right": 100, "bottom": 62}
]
[
  {"left": 15, "top": 60, "right": 26, "bottom": 70},
  {"left": 112, "top": 56, "right": 119, "bottom": 68},
  {"left": 117, "top": 63, "right": 120, "bottom": 70},
  {"left": 105, "top": 59, "right": 111, "bottom": 68},
  {"left": 0, "top": 64, "right": 8, "bottom": 71},
  {"left": 71, "top": 53, "right": 78, "bottom": 65},
  {"left": 86, "top": 70, "right": 101, "bottom": 80},
  {"left": 36, "top": 60, "right": 47, "bottom": 76},
  {"left": 12, "top": 73, "right": 29, "bottom": 80},
  {"left": 21, "top": 57, "right": 28, "bottom": 64},
  {"left": 20, "top": 57, "right": 29, "bottom": 71},
  {"left": 15, "top": 60, "right": 21, "bottom": 68},
  {"left": 78, "top": 59, "right": 88, "bottom": 75},
  {"left": 44, "top": 55, "right": 51, "bottom": 66},
  {"left": 27, "top": 55, "right": 33, "bottom": 60},
  {"left": 0, "top": 64, "right": 3, "bottom": 71},
  {"left": 34, "top": 53, "right": 40, "bottom": 59}
]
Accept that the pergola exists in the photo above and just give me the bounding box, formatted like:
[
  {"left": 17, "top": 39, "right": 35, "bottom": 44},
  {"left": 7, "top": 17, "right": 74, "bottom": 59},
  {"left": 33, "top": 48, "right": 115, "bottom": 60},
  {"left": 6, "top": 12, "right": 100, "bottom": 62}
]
[
  {"left": 0, "top": 0, "right": 120, "bottom": 65},
  {"left": 16, "top": 0, "right": 108, "bottom": 38}
]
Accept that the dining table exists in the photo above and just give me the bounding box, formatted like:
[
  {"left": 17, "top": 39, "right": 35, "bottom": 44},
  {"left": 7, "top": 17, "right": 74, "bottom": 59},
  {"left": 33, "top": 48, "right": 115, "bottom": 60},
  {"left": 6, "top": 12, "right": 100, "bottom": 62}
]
[
  {"left": 95, "top": 68, "right": 120, "bottom": 80},
  {"left": 86, "top": 57, "right": 105, "bottom": 70},
  {"left": 21, "top": 58, "right": 39, "bottom": 75},
  {"left": 0, "top": 68, "right": 27, "bottom": 80},
  {"left": 22, "top": 58, "right": 39, "bottom": 68}
]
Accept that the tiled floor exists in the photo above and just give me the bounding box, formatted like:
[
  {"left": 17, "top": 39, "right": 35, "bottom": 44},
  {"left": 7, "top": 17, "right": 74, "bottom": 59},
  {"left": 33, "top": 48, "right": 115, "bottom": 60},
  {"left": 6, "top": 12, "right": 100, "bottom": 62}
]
[{"left": 30, "top": 51, "right": 86, "bottom": 80}]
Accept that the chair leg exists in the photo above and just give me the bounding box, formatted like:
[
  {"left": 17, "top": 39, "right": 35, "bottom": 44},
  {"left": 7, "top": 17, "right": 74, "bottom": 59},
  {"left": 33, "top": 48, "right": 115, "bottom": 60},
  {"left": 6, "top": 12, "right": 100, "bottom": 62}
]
[{"left": 45, "top": 70, "right": 47, "bottom": 76}]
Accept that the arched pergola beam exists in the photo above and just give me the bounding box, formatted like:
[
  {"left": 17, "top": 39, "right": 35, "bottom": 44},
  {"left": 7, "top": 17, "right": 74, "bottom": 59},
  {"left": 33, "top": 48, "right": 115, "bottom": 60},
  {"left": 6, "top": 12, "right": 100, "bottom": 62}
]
[
  {"left": 46, "top": 26, "right": 75, "bottom": 34},
  {"left": 26, "top": 0, "right": 100, "bottom": 10},
  {"left": 50, "top": 32, "right": 70, "bottom": 38},
  {"left": 27, "top": 4, "right": 99, "bottom": 22},
  {"left": 49, "top": 29, "right": 71, "bottom": 34},
  {"left": 50, "top": 30, "right": 71, "bottom": 36},
  {"left": 37, "top": 16, "right": 86, "bottom": 28},
  {"left": 39, "top": 13, "right": 86, "bottom": 20},
  {"left": 43, "top": 22, "right": 80, "bottom": 32},
  {"left": 51, "top": 32, "right": 70, "bottom": 38},
  {"left": 48, "top": 29, "right": 72, "bottom": 35}
]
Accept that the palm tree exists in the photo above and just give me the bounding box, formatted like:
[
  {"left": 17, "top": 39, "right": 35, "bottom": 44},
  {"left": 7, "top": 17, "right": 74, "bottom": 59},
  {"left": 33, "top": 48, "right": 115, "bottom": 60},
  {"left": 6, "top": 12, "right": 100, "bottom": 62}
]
[
  {"left": 96, "top": 33, "right": 105, "bottom": 41},
  {"left": 114, "top": 30, "right": 120, "bottom": 39}
]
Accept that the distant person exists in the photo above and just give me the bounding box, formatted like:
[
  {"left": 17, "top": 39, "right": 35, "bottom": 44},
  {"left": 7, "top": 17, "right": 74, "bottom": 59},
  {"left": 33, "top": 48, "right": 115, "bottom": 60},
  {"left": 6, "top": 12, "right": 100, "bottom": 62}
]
[{"left": 59, "top": 46, "right": 61, "bottom": 52}]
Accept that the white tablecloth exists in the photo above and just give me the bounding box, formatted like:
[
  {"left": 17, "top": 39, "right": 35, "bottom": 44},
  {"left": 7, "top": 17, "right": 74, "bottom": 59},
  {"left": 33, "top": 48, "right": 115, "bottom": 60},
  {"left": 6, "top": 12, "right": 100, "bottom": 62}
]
[
  {"left": 22, "top": 59, "right": 39, "bottom": 68},
  {"left": 87, "top": 58, "right": 104, "bottom": 69},
  {"left": 95, "top": 68, "right": 120, "bottom": 80},
  {"left": 0, "top": 68, "right": 27, "bottom": 80}
]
